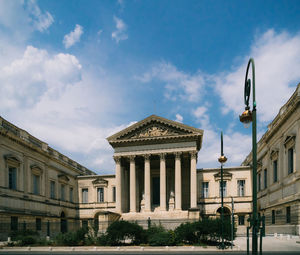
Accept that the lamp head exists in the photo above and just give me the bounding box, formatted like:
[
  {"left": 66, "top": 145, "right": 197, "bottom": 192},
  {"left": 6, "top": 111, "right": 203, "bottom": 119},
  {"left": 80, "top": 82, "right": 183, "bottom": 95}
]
[
  {"left": 239, "top": 107, "right": 252, "bottom": 128},
  {"left": 218, "top": 155, "right": 227, "bottom": 164}
]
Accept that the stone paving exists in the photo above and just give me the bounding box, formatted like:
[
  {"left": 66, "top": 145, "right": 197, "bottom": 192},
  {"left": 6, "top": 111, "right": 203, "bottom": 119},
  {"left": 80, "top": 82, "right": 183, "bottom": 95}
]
[{"left": 0, "top": 235, "right": 299, "bottom": 252}]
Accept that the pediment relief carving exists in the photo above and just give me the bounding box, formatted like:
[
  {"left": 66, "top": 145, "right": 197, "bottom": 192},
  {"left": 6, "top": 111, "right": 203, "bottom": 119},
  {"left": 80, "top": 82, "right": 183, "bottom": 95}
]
[
  {"left": 92, "top": 178, "right": 108, "bottom": 187},
  {"left": 107, "top": 115, "right": 203, "bottom": 144},
  {"left": 214, "top": 171, "right": 232, "bottom": 181},
  {"left": 4, "top": 154, "right": 21, "bottom": 166},
  {"left": 129, "top": 125, "right": 181, "bottom": 139},
  {"left": 58, "top": 174, "right": 70, "bottom": 183}
]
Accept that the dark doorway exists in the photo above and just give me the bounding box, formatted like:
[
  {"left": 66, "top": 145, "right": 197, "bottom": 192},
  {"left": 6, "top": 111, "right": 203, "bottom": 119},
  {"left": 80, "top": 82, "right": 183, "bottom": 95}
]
[
  {"left": 60, "top": 212, "right": 67, "bottom": 233},
  {"left": 152, "top": 177, "right": 160, "bottom": 205}
]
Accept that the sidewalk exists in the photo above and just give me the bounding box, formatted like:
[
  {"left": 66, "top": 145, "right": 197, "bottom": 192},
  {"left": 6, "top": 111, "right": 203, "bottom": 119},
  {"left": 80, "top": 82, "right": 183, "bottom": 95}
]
[
  {"left": 0, "top": 235, "right": 299, "bottom": 252},
  {"left": 234, "top": 235, "right": 300, "bottom": 252}
]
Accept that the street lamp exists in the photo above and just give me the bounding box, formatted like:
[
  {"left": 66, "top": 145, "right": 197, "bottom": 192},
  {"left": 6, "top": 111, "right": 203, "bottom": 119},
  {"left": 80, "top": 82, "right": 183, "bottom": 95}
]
[
  {"left": 218, "top": 131, "right": 227, "bottom": 249},
  {"left": 239, "top": 58, "right": 258, "bottom": 255}
]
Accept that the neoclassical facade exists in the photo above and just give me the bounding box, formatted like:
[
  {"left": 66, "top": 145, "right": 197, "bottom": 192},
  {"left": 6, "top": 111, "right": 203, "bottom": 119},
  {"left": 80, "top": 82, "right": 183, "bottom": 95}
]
[
  {"left": 78, "top": 115, "right": 252, "bottom": 231},
  {"left": 1, "top": 83, "right": 300, "bottom": 239}
]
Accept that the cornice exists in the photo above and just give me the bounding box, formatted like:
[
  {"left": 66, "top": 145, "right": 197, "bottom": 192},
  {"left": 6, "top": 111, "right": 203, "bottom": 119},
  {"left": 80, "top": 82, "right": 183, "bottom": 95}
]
[
  {"left": 0, "top": 116, "right": 96, "bottom": 176},
  {"left": 242, "top": 83, "right": 300, "bottom": 165}
]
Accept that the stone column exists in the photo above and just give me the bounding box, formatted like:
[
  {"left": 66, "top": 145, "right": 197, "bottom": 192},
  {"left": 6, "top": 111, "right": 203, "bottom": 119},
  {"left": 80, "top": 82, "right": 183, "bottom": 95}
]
[
  {"left": 190, "top": 151, "right": 198, "bottom": 208},
  {"left": 114, "top": 156, "right": 122, "bottom": 213},
  {"left": 130, "top": 155, "right": 136, "bottom": 212},
  {"left": 144, "top": 155, "right": 151, "bottom": 212},
  {"left": 175, "top": 152, "right": 182, "bottom": 210},
  {"left": 160, "top": 153, "right": 167, "bottom": 211}
]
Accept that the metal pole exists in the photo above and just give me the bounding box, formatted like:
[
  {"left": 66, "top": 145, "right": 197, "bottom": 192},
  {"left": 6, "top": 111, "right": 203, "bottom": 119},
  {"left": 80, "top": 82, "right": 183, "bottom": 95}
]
[
  {"left": 250, "top": 59, "right": 258, "bottom": 255},
  {"left": 244, "top": 58, "right": 258, "bottom": 255},
  {"left": 220, "top": 132, "right": 224, "bottom": 249},
  {"left": 231, "top": 197, "right": 234, "bottom": 249}
]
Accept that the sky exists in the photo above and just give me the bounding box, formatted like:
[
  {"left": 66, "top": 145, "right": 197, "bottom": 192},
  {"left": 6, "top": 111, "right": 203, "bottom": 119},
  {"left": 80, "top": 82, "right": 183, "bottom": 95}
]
[{"left": 1, "top": 0, "right": 300, "bottom": 174}]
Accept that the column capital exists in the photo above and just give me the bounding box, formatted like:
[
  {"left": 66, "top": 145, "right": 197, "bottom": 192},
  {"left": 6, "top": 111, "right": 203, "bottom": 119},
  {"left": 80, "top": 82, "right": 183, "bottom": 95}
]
[
  {"left": 113, "top": 156, "right": 121, "bottom": 163},
  {"left": 143, "top": 154, "right": 150, "bottom": 161},
  {"left": 190, "top": 151, "right": 198, "bottom": 160},
  {"left": 129, "top": 155, "right": 136, "bottom": 162},
  {"left": 159, "top": 153, "right": 166, "bottom": 160},
  {"left": 175, "top": 152, "right": 182, "bottom": 159}
]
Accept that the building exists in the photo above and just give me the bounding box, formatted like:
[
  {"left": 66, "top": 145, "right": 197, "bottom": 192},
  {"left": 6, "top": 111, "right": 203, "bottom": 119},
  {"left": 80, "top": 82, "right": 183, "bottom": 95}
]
[
  {"left": 1, "top": 83, "right": 299, "bottom": 239},
  {"left": 242, "top": 83, "right": 300, "bottom": 235},
  {"left": 0, "top": 117, "right": 95, "bottom": 240},
  {"left": 78, "top": 115, "right": 252, "bottom": 232}
]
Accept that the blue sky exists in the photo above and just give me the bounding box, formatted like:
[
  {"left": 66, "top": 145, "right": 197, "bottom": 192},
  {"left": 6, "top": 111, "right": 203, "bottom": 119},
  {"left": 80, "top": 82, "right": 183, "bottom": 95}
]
[{"left": 1, "top": 0, "right": 300, "bottom": 174}]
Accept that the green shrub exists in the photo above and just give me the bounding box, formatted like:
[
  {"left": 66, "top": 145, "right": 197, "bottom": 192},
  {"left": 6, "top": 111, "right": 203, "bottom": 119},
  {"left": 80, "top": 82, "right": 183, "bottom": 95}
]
[
  {"left": 54, "top": 228, "right": 88, "bottom": 246},
  {"left": 10, "top": 229, "right": 39, "bottom": 241},
  {"left": 105, "top": 220, "right": 146, "bottom": 245},
  {"left": 96, "top": 233, "right": 109, "bottom": 246},
  {"left": 148, "top": 230, "right": 175, "bottom": 246},
  {"left": 146, "top": 224, "right": 165, "bottom": 241},
  {"left": 175, "top": 222, "right": 197, "bottom": 244},
  {"left": 9, "top": 229, "right": 39, "bottom": 246}
]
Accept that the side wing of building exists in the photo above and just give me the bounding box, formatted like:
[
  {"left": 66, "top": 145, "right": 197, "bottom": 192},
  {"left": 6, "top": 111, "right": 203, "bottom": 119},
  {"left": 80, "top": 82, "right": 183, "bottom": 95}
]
[
  {"left": 0, "top": 117, "right": 95, "bottom": 240},
  {"left": 243, "top": 83, "right": 300, "bottom": 235}
]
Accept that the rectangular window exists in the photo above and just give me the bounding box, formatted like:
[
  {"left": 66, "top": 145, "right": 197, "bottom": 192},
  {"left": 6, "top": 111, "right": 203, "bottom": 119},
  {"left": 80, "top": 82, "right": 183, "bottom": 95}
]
[
  {"left": 286, "top": 206, "right": 291, "bottom": 223},
  {"left": 33, "top": 174, "right": 40, "bottom": 195},
  {"left": 112, "top": 186, "right": 116, "bottom": 202},
  {"left": 288, "top": 148, "right": 294, "bottom": 174},
  {"left": 272, "top": 210, "right": 275, "bottom": 224},
  {"left": 202, "top": 182, "right": 209, "bottom": 198},
  {"left": 82, "top": 220, "right": 88, "bottom": 229},
  {"left": 97, "top": 188, "right": 104, "bottom": 202},
  {"left": 11, "top": 216, "right": 18, "bottom": 231},
  {"left": 238, "top": 215, "right": 245, "bottom": 225},
  {"left": 61, "top": 184, "right": 65, "bottom": 201},
  {"left": 36, "top": 218, "right": 41, "bottom": 231},
  {"left": 258, "top": 173, "right": 261, "bottom": 191},
  {"left": 237, "top": 180, "right": 245, "bottom": 197},
  {"left": 273, "top": 160, "right": 278, "bottom": 183},
  {"left": 82, "top": 188, "right": 88, "bottom": 203},
  {"left": 50, "top": 181, "right": 55, "bottom": 199},
  {"left": 219, "top": 181, "right": 227, "bottom": 197},
  {"left": 69, "top": 187, "right": 73, "bottom": 203},
  {"left": 264, "top": 169, "right": 267, "bottom": 189},
  {"left": 8, "top": 167, "right": 17, "bottom": 190}
]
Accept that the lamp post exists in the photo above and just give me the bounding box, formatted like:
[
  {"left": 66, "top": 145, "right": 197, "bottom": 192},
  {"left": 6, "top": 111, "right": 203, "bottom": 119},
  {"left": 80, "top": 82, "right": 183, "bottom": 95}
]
[
  {"left": 218, "top": 131, "right": 227, "bottom": 249},
  {"left": 239, "top": 58, "right": 258, "bottom": 255}
]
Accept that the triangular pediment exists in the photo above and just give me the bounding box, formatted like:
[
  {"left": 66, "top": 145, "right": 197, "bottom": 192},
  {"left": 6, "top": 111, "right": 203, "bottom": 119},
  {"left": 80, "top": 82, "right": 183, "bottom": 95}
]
[{"left": 107, "top": 115, "right": 203, "bottom": 147}]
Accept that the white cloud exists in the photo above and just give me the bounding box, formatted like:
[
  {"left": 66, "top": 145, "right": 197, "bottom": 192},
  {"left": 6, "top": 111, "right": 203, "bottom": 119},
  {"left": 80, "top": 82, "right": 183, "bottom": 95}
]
[
  {"left": 0, "top": 45, "right": 132, "bottom": 174},
  {"left": 0, "top": 46, "right": 81, "bottom": 109},
  {"left": 111, "top": 16, "right": 128, "bottom": 43},
  {"left": 192, "top": 106, "right": 211, "bottom": 129},
  {"left": 215, "top": 29, "right": 300, "bottom": 123},
  {"left": 175, "top": 114, "right": 183, "bottom": 123},
  {"left": 63, "top": 24, "right": 84, "bottom": 49},
  {"left": 137, "top": 62, "right": 207, "bottom": 102},
  {"left": 26, "top": 0, "right": 54, "bottom": 32},
  {"left": 0, "top": 0, "right": 53, "bottom": 40}
]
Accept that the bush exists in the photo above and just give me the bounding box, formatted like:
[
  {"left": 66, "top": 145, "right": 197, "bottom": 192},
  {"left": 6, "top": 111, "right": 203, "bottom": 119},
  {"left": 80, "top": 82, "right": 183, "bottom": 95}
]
[
  {"left": 54, "top": 228, "right": 88, "bottom": 246},
  {"left": 10, "top": 229, "right": 39, "bottom": 246},
  {"left": 146, "top": 224, "right": 165, "bottom": 241},
  {"left": 148, "top": 230, "right": 175, "bottom": 246},
  {"left": 105, "top": 220, "right": 146, "bottom": 245},
  {"left": 174, "top": 222, "right": 197, "bottom": 244},
  {"left": 10, "top": 229, "right": 39, "bottom": 241}
]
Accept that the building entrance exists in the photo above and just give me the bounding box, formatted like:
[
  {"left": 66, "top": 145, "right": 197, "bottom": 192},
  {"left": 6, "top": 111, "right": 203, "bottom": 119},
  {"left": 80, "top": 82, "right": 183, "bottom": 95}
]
[{"left": 152, "top": 177, "right": 160, "bottom": 205}]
